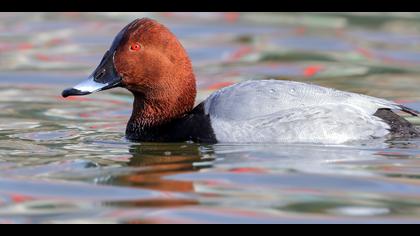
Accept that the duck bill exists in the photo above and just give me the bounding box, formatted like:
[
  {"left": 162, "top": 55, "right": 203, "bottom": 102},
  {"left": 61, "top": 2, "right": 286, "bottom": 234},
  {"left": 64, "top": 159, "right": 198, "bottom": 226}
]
[{"left": 62, "top": 51, "right": 122, "bottom": 98}]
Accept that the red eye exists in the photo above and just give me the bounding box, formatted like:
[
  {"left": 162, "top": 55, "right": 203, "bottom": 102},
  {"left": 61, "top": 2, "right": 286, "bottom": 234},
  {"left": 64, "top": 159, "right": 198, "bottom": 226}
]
[{"left": 130, "top": 43, "right": 141, "bottom": 51}]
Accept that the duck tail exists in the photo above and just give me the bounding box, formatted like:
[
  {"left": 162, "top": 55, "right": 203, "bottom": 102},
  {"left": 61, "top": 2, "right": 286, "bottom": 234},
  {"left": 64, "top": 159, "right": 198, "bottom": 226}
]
[{"left": 399, "top": 105, "right": 419, "bottom": 116}]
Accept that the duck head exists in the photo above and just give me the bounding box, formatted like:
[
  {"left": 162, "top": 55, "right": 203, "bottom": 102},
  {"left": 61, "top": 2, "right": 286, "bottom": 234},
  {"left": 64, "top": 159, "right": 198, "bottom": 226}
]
[{"left": 62, "top": 18, "right": 197, "bottom": 127}]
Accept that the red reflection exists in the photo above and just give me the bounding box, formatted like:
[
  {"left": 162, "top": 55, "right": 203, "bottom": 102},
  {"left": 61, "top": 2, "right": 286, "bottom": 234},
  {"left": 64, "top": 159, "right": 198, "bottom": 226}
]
[{"left": 304, "top": 65, "right": 323, "bottom": 77}]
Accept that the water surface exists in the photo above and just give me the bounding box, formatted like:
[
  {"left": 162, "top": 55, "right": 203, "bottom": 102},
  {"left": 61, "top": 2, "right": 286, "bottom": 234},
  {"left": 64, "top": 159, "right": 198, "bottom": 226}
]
[{"left": 0, "top": 12, "right": 420, "bottom": 224}]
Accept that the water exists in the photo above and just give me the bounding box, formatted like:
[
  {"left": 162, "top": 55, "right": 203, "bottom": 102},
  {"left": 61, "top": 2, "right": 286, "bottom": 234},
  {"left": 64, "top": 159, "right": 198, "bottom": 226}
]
[{"left": 0, "top": 12, "right": 420, "bottom": 224}]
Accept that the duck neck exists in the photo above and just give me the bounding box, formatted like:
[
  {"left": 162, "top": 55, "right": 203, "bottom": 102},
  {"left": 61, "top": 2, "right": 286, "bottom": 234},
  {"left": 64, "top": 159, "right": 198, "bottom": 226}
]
[{"left": 126, "top": 78, "right": 197, "bottom": 141}]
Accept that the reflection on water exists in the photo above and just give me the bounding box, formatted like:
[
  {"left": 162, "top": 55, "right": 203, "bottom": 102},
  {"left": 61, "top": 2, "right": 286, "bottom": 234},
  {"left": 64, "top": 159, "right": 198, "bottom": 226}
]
[{"left": 0, "top": 13, "right": 420, "bottom": 223}]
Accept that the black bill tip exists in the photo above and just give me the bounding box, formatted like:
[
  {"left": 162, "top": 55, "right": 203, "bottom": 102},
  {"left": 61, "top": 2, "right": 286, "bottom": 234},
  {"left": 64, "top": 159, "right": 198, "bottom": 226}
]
[{"left": 62, "top": 88, "right": 91, "bottom": 98}]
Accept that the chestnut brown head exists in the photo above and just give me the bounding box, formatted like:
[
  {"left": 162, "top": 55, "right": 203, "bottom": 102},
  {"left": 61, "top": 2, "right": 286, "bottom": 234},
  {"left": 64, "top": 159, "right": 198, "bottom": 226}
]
[{"left": 62, "top": 18, "right": 197, "bottom": 107}]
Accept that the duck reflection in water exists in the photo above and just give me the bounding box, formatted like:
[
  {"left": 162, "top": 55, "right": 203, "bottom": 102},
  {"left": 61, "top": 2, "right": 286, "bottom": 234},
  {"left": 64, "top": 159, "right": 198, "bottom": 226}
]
[{"left": 107, "top": 143, "right": 215, "bottom": 208}]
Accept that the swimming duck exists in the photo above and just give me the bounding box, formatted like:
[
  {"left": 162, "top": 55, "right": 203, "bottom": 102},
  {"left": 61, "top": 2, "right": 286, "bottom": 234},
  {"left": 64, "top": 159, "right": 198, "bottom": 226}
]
[{"left": 62, "top": 18, "right": 419, "bottom": 144}]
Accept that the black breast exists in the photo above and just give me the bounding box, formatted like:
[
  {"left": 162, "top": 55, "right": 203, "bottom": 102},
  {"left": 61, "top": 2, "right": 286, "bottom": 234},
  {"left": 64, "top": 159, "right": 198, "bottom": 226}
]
[{"left": 126, "top": 102, "right": 217, "bottom": 143}]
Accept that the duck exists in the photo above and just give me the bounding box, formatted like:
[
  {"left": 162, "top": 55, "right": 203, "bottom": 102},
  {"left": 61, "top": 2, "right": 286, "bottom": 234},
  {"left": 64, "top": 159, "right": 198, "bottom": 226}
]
[{"left": 62, "top": 18, "right": 419, "bottom": 144}]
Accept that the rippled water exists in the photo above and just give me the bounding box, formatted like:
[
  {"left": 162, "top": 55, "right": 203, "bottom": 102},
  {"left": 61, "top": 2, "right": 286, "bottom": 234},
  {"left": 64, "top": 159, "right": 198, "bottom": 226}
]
[{"left": 1, "top": 12, "right": 420, "bottom": 224}]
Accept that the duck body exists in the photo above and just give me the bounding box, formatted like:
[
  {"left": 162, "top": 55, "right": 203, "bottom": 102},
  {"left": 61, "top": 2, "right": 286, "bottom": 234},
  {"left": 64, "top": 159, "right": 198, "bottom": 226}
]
[
  {"left": 126, "top": 79, "right": 419, "bottom": 144},
  {"left": 201, "top": 80, "right": 418, "bottom": 144},
  {"left": 62, "top": 18, "right": 419, "bottom": 144}
]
